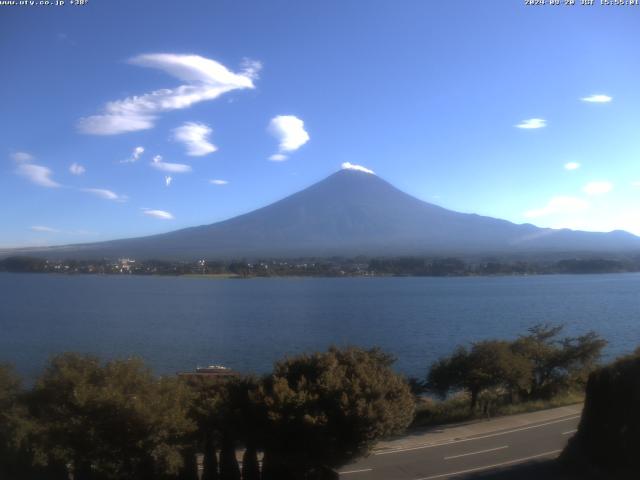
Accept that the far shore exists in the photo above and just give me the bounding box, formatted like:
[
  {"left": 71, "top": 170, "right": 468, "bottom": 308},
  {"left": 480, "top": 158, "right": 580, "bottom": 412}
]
[{"left": 182, "top": 273, "right": 242, "bottom": 279}]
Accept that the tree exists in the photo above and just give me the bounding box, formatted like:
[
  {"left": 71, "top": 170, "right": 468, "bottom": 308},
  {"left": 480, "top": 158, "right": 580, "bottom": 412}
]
[
  {"left": 428, "top": 325, "right": 607, "bottom": 411},
  {"left": 218, "top": 432, "right": 241, "bottom": 480},
  {"left": 0, "top": 364, "right": 38, "bottom": 479},
  {"left": 427, "top": 341, "right": 531, "bottom": 410},
  {"left": 558, "top": 331, "right": 608, "bottom": 388},
  {"left": 240, "top": 445, "right": 260, "bottom": 480},
  {"left": 512, "top": 324, "right": 606, "bottom": 398},
  {"left": 0, "top": 256, "right": 47, "bottom": 272},
  {"left": 257, "top": 346, "right": 415, "bottom": 476},
  {"left": 30, "top": 353, "right": 195, "bottom": 479},
  {"left": 561, "top": 349, "right": 640, "bottom": 477},
  {"left": 182, "top": 374, "right": 265, "bottom": 480},
  {"left": 426, "top": 346, "right": 469, "bottom": 399},
  {"left": 182, "top": 375, "right": 228, "bottom": 480}
]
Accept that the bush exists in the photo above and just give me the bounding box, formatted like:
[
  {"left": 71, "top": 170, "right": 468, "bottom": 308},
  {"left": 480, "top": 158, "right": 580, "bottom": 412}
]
[
  {"left": 29, "top": 353, "right": 195, "bottom": 479},
  {"left": 257, "top": 346, "right": 415, "bottom": 476}
]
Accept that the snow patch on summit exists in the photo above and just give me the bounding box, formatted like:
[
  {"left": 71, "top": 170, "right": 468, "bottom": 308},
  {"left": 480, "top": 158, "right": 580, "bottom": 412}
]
[{"left": 341, "top": 162, "right": 375, "bottom": 175}]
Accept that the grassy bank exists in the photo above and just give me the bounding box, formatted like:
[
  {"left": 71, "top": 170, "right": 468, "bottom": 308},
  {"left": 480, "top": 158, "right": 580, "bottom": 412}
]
[{"left": 411, "top": 391, "right": 584, "bottom": 430}]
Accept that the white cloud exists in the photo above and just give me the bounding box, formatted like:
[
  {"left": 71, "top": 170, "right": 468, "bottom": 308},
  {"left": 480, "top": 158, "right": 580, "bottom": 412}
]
[
  {"left": 69, "top": 162, "right": 86, "bottom": 175},
  {"left": 582, "top": 181, "right": 613, "bottom": 196},
  {"left": 524, "top": 196, "right": 590, "bottom": 218},
  {"left": 16, "top": 163, "right": 60, "bottom": 188},
  {"left": 79, "top": 115, "right": 153, "bottom": 135},
  {"left": 12, "top": 152, "right": 61, "bottom": 188},
  {"left": 121, "top": 146, "right": 145, "bottom": 164},
  {"left": 11, "top": 151, "right": 33, "bottom": 163},
  {"left": 268, "top": 115, "right": 310, "bottom": 160},
  {"left": 209, "top": 179, "right": 228, "bottom": 185},
  {"left": 564, "top": 162, "right": 580, "bottom": 171},
  {"left": 30, "top": 225, "right": 59, "bottom": 233},
  {"left": 515, "top": 118, "right": 546, "bottom": 129},
  {"left": 78, "top": 54, "right": 258, "bottom": 135},
  {"left": 165, "top": 176, "right": 172, "bottom": 187},
  {"left": 632, "top": 181, "right": 640, "bottom": 188},
  {"left": 240, "top": 58, "right": 263, "bottom": 80},
  {"left": 82, "top": 188, "right": 127, "bottom": 202},
  {"left": 150, "top": 155, "right": 192, "bottom": 173},
  {"left": 142, "top": 208, "right": 174, "bottom": 220},
  {"left": 131, "top": 53, "right": 260, "bottom": 85},
  {"left": 173, "top": 122, "right": 217, "bottom": 156},
  {"left": 341, "top": 162, "right": 375, "bottom": 175},
  {"left": 581, "top": 94, "right": 612, "bottom": 103}
]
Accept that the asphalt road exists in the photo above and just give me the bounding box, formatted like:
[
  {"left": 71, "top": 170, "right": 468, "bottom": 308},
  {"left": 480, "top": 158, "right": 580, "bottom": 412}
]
[{"left": 338, "top": 413, "right": 580, "bottom": 480}]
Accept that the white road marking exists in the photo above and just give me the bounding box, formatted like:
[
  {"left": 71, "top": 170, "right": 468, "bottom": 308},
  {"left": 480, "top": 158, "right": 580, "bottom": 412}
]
[
  {"left": 444, "top": 445, "right": 508, "bottom": 460},
  {"left": 376, "top": 415, "right": 579, "bottom": 455},
  {"left": 562, "top": 429, "right": 578, "bottom": 435},
  {"left": 339, "top": 468, "right": 373, "bottom": 475},
  {"left": 414, "top": 449, "right": 562, "bottom": 480}
]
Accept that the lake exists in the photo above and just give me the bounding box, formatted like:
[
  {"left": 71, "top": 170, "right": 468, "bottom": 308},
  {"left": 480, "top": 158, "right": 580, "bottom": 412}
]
[{"left": 1, "top": 272, "right": 639, "bottom": 381}]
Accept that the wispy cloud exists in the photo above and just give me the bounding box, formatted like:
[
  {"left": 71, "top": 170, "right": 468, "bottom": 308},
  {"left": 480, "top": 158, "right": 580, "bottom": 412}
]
[
  {"left": 240, "top": 58, "right": 262, "bottom": 80},
  {"left": 69, "top": 163, "right": 86, "bottom": 175},
  {"left": 341, "top": 162, "right": 375, "bottom": 175},
  {"left": 632, "top": 181, "right": 640, "bottom": 188},
  {"left": 121, "top": 146, "right": 145, "bottom": 164},
  {"left": 268, "top": 115, "right": 310, "bottom": 161},
  {"left": 78, "top": 54, "right": 259, "bottom": 135},
  {"left": 11, "top": 151, "right": 33, "bottom": 163},
  {"left": 82, "top": 188, "right": 127, "bottom": 202},
  {"left": 30, "top": 225, "right": 59, "bottom": 233},
  {"left": 173, "top": 122, "right": 217, "bottom": 156},
  {"left": 564, "top": 162, "right": 580, "bottom": 171},
  {"left": 209, "top": 179, "right": 228, "bottom": 185},
  {"left": 582, "top": 181, "right": 613, "bottom": 196},
  {"left": 524, "top": 196, "right": 589, "bottom": 218},
  {"left": 16, "top": 163, "right": 60, "bottom": 188},
  {"left": 150, "top": 155, "right": 192, "bottom": 173},
  {"left": 165, "top": 176, "right": 172, "bottom": 187},
  {"left": 515, "top": 118, "right": 546, "bottom": 129},
  {"left": 581, "top": 94, "right": 612, "bottom": 103},
  {"left": 29, "top": 226, "right": 94, "bottom": 236},
  {"left": 142, "top": 208, "right": 174, "bottom": 220}
]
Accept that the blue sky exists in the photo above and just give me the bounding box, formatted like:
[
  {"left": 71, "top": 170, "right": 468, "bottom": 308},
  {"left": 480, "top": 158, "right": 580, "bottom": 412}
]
[{"left": 2, "top": 0, "right": 640, "bottom": 248}]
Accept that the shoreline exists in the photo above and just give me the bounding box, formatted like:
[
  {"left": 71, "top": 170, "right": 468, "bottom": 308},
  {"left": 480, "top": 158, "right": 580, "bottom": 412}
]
[{"left": 1, "top": 270, "right": 640, "bottom": 279}]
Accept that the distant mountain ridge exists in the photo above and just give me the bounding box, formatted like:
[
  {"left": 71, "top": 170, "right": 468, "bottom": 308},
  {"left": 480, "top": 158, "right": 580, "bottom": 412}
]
[{"left": 5, "top": 169, "right": 640, "bottom": 260}]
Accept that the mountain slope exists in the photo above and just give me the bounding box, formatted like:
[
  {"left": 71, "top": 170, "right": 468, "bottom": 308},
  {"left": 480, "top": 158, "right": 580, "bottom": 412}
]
[{"left": 7, "top": 169, "right": 640, "bottom": 259}]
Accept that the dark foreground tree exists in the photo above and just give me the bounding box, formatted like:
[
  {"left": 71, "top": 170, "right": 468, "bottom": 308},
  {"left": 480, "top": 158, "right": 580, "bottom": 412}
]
[
  {"left": 182, "top": 374, "right": 264, "bottom": 480},
  {"left": 182, "top": 375, "right": 227, "bottom": 480},
  {"left": 0, "top": 364, "right": 38, "bottom": 479},
  {"left": 241, "top": 444, "right": 260, "bottom": 480},
  {"left": 561, "top": 348, "right": 640, "bottom": 479},
  {"left": 257, "top": 346, "right": 415, "bottom": 477},
  {"left": 30, "top": 353, "right": 195, "bottom": 480}
]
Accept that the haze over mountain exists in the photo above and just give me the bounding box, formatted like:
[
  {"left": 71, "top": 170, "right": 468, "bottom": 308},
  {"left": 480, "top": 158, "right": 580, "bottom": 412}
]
[{"left": 6, "top": 169, "right": 640, "bottom": 260}]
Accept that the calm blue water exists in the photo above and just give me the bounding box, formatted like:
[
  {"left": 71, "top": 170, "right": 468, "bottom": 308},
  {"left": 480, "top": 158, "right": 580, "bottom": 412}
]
[{"left": 1, "top": 272, "right": 639, "bottom": 381}]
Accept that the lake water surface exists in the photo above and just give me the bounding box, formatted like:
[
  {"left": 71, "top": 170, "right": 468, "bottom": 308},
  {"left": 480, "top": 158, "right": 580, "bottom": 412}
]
[{"left": 1, "top": 272, "right": 639, "bottom": 381}]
